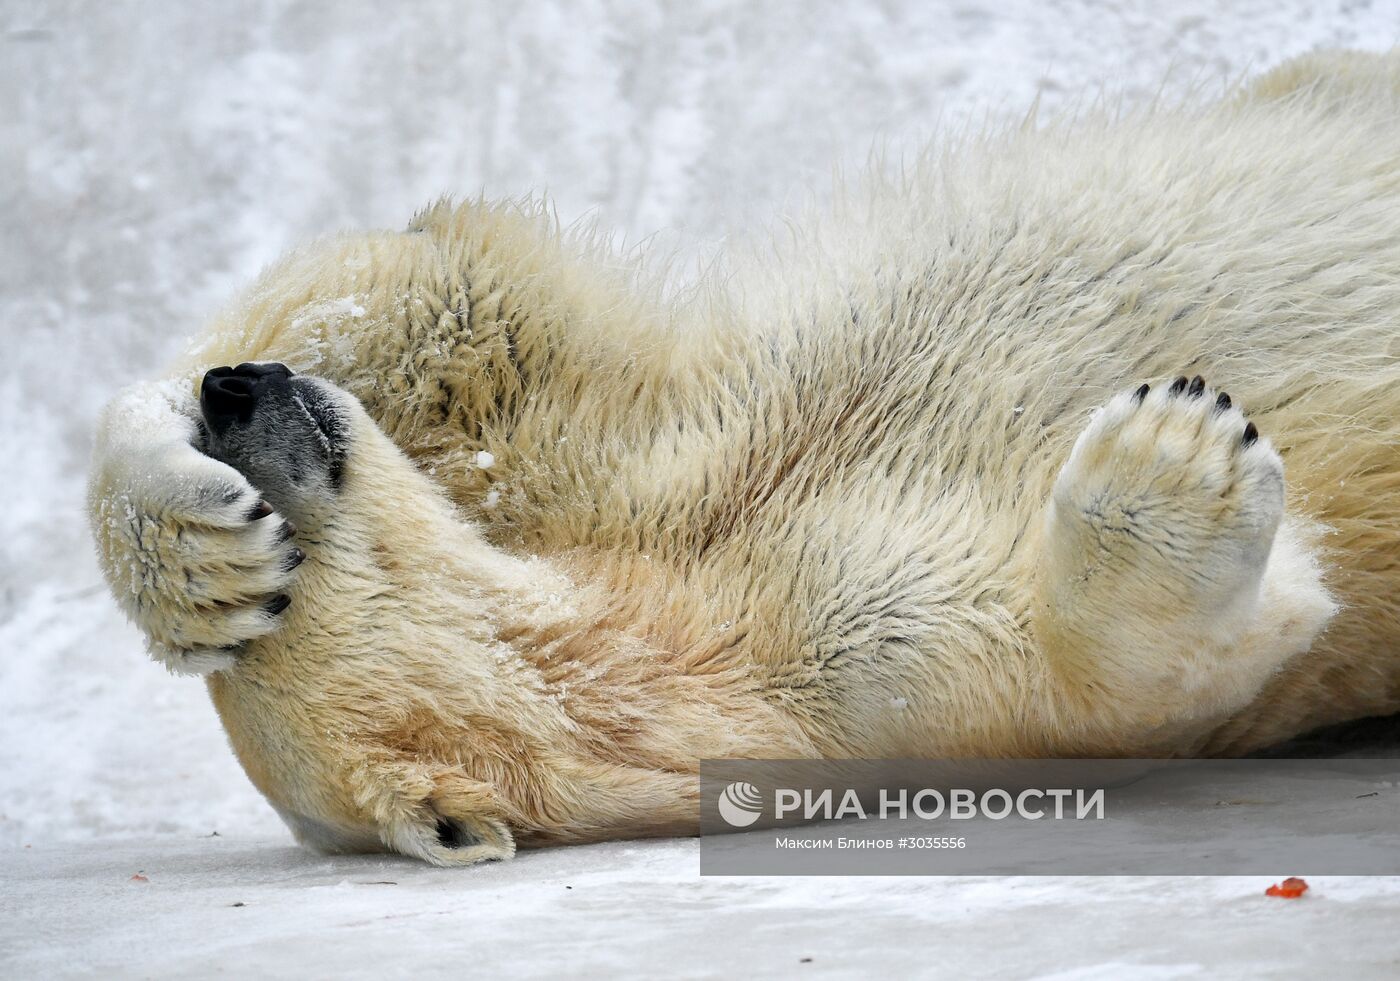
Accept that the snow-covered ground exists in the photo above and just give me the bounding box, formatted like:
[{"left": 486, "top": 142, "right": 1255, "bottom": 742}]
[
  {"left": 3, "top": 1, "right": 1400, "bottom": 976},
  {"left": 10, "top": 835, "right": 1400, "bottom": 979}
]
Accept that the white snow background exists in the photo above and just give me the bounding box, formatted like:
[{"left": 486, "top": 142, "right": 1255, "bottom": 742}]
[{"left": 4, "top": 1, "right": 1400, "bottom": 977}]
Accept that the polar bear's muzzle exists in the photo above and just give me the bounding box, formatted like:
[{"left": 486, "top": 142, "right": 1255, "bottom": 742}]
[{"left": 199, "top": 362, "right": 348, "bottom": 519}]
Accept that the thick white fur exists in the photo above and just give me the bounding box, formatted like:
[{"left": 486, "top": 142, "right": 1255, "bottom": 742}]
[
  {"left": 89, "top": 380, "right": 303, "bottom": 674},
  {"left": 88, "top": 51, "right": 1400, "bottom": 864}
]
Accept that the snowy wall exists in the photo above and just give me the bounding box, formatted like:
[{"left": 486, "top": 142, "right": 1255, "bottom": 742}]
[{"left": 2, "top": 0, "right": 1396, "bottom": 843}]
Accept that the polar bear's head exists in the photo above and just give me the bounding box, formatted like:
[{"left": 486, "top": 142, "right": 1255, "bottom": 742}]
[
  {"left": 196, "top": 359, "right": 484, "bottom": 616},
  {"left": 197, "top": 360, "right": 480, "bottom": 563},
  {"left": 198, "top": 361, "right": 355, "bottom": 528}
]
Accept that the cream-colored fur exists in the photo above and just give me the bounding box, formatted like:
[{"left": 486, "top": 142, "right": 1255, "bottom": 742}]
[{"left": 89, "top": 50, "right": 1400, "bottom": 864}]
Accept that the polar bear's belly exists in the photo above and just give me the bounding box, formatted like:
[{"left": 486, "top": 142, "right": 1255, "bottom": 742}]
[{"left": 271, "top": 804, "right": 383, "bottom": 854}]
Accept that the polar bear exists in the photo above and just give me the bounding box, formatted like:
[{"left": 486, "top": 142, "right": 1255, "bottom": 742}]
[{"left": 89, "top": 51, "right": 1400, "bottom": 865}]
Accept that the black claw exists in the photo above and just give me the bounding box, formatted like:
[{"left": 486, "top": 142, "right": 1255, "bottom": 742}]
[
  {"left": 1215, "top": 391, "right": 1231, "bottom": 411},
  {"left": 285, "top": 547, "right": 305, "bottom": 570},
  {"left": 1133, "top": 383, "right": 1150, "bottom": 402},
  {"left": 264, "top": 594, "right": 292, "bottom": 616},
  {"left": 1168, "top": 376, "right": 1188, "bottom": 396},
  {"left": 1242, "top": 422, "right": 1259, "bottom": 446},
  {"left": 1188, "top": 375, "right": 1205, "bottom": 398},
  {"left": 247, "top": 500, "right": 274, "bottom": 521},
  {"left": 277, "top": 520, "right": 297, "bottom": 542}
]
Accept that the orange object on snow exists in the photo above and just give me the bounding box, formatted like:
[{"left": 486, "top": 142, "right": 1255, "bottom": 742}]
[{"left": 1265, "top": 876, "right": 1308, "bottom": 898}]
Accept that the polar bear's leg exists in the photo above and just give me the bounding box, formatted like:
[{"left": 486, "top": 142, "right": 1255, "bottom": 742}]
[
  {"left": 1033, "top": 378, "right": 1336, "bottom": 735},
  {"left": 88, "top": 379, "right": 304, "bottom": 674}
]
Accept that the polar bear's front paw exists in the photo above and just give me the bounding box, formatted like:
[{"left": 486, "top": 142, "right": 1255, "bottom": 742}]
[
  {"left": 89, "top": 382, "right": 305, "bottom": 674},
  {"left": 102, "top": 479, "right": 305, "bottom": 674},
  {"left": 1051, "top": 375, "right": 1284, "bottom": 619}
]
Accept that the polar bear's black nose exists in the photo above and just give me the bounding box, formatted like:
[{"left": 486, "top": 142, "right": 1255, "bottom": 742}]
[{"left": 201, "top": 362, "right": 294, "bottom": 430}]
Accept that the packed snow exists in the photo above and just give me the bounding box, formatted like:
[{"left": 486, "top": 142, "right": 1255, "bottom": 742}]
[{"left": 3, "top": 1, "right": 1400, "bottom": 976}]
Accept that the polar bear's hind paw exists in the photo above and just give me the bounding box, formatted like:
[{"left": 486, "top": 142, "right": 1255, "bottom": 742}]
[{"left": 1053, "top": 373, "right": 1285, "bottom": 613}]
